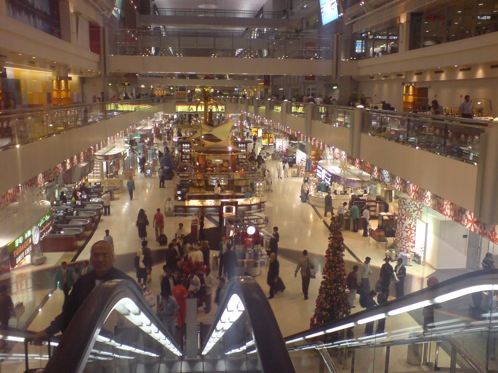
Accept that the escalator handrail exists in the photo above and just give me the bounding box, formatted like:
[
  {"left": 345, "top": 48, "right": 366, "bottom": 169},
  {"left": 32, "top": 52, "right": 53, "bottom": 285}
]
[
  {"left": 285, "top": 269, "right": 498, "bottom": 342},
  {"left": 43, "top": 279, "right": 182, "bottom": 372},
  {"left": 200, "top": 277, "right": 296, "bottom": 373}
]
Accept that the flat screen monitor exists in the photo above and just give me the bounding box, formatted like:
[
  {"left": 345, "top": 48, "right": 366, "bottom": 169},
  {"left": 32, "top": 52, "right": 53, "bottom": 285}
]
[{"left": 320, "top": 0, "right": 339, "bottom": 26}]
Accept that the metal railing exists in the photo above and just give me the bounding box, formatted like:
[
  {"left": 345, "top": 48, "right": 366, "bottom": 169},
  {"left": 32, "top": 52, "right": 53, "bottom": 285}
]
[
  {"left": 285, "top": 269, "right": 498, "bottom": 372},
  {"left": 108, "top": 29, "right": 333, "bottom": 59},
  {"left": 0, "top": 99, "right": 156, "bottom": 151}
]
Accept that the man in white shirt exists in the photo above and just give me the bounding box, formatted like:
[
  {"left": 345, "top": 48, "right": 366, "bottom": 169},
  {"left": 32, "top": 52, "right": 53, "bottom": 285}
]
[
  {"left": 362, "top": 207, "right": 371, "bottom": 237},
  {"left": 459, "top": 95, "right": 473, "bottom": 118},
  {"left": 361, "top": 256, "right": 373, "bottom": 293},
  {"left": 175, "top": 223, "right": 188, "bottom": 240},
  {"left": 101, "top": 192, "right": 111, "bottom": 216},
  {"left": 103, "top": 229, "right": 114, "bottom": 248},
  {"left": 337, "top": 202, "right": 348, "bottom": 229}
]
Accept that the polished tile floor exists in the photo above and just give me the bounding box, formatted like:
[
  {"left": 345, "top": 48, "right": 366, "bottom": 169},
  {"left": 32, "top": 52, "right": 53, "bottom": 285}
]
[
  {"left": 1, "top": 158, "right": 463, "bottom": 371},
  {"left": 19, "top": 160, "right": 434, "bottom": 335}
]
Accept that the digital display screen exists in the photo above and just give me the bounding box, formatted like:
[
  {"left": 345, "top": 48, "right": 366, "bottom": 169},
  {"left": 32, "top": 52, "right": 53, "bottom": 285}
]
[{"left": 320, "top": 0, "right": 339, "bottom": 26}]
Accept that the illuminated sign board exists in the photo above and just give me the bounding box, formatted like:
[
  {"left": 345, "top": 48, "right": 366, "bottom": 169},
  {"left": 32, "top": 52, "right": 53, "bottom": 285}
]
[
  {"left": 175, "top": 104, "right": 226, "bottom": 113},
  {"left": 315, "top": 164, "right": 333, "bottom": 185},
  {"left": 3, "top": 213, "right": 52, "bottom": 271}
]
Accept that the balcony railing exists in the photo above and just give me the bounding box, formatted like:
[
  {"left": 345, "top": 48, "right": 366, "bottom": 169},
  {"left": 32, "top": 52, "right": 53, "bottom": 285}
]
[
  {"left": 364, "top": 109, "right": 488, "bottom": 165},
  {"left": 0, "top": 99, "right": 157, "bottom": 151},
  {"left": 109, "top": 29, "right": 333, "bottom": 59}
]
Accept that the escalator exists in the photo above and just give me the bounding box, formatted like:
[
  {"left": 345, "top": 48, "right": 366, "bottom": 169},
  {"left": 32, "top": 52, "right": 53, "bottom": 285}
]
[{"left": 2, "top": 270, "right": 497, "bottom": 372}]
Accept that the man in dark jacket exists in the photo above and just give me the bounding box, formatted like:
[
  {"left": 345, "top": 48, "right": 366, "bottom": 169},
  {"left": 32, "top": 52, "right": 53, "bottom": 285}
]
[
  {"left": 379, "top": 257, "right": 394, "bottom": 297},
  {"left": 364, "top": 290, "right": 378, "bottom": 335},
  {"left": 269, "top": 226, "right": 279, "bottom": 254},
  {"left": 346, "top": 265, "right": 359, "bottom": 308},
  {"left": 267, "top": 253, "right": 280, "bottom": 299},
  {"left": 33, "top": 240, "right": 135, "bottom": 343}
]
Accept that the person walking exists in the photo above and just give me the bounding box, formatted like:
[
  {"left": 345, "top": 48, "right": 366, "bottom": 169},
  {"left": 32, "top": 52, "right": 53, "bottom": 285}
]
[
  {"left": 349, "top": 204, "right": 360, "bottom": 232},
  {"left": 54, "top": 262, "right": 75, "bottom": 300},
  {"left": 0, "top": 285, "right": 14, "bottom": 328},
  {"left": 126, "top": 176, "right": 135, "bottom": 200},
  {"left": 172, "top": 279, "right": 188, "bottom": 330},
  {"left": 276, "top": 159, "right": 283, "bottom": 179},
  {"left": 361, "top": 256, "right": 373, "bottom": 293},
  {"left": 153, "top": 208, "right": 165, "bottom": 242},
  {"left": 394, "top": 258, "right": 406, "bottom": 298},
  {"left": 267, "top": 253, "right": 280, "bottom": 299},
  {"left": 379, "top": 257, "right": 394, "bottom": 297},
  {"left": 269, "top": 226, "right": 279, "bottom": 254},
  {"left": 218, "top": 237, "right": 229, "bottom": 278},
  {"left": 135, "top": 245, "right": 149, "bottom": 286},
  {"left": 337, "top": 201, "right": 347, "bottom": 229},
  {"left": 158, "top": 290, "right": 178, "bottom": 337},
  {"left": 459, "top": 95, "right": 473, "bottom": 118},
  {"left": 324, "top": 191, "right": 333, "bottom": 217},
  {"left": 294, "top": 250, "right": 312, "bottom": 300},
  {"left": 283, "top": 160, "right": 289, "bottom": 178},
  {"left": 362, "top": 207, "right": 370, "bottom": 237},
  {"left": 136, "top": 209, "right": 149, "bottom": 240},
  {"left": 103, "top": 229, "right": 114, "bottom": 248},
  {"left": 204, "top": 268, "right": 214, "bottom": 313},
  {"left": 223, "top": 244, "right": 238, "bottom": 280},
  {"left": 101, "top": 191, "right": 111, "bottom": 216},
  {"left": 158, "top": 167, "right": 165, "bottom": 188},
  {"left": 346, "top": 265, "right": 359, "bottom": 308}
]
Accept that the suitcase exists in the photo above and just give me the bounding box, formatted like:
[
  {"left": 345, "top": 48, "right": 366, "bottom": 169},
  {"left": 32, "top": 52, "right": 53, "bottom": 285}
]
[{"left": 158, "top": 234, "right": 168, "bottom": 246}]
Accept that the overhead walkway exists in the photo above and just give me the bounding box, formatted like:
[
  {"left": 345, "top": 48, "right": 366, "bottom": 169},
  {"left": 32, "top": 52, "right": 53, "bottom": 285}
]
[
  {"left": 2, "top": 270, "right": 494, "bottom": 372},
  {"left": 106, "top": 29, "right": 334, "bottom": 76}
]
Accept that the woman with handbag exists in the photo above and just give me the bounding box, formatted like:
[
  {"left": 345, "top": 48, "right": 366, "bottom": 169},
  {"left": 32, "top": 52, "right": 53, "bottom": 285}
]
[{"left": 294, "top": 250, "right": 314, "bottom": 300}]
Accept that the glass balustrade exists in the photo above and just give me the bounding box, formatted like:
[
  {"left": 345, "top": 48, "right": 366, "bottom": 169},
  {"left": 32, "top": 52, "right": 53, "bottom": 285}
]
[
  {"left": 364, "top": 110, "right": 487, "bottom": 164},
  {"left": 0, "top": 100, "right": 155, "bottom": 151}
]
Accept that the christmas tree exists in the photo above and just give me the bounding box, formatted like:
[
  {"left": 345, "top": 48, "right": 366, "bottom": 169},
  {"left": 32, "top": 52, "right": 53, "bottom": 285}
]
[{"left": 310, "top": 215, "right": 350, "bottom": 328}]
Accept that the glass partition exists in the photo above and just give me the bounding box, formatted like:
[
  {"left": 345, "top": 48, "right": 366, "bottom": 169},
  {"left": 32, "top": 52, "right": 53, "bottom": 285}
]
[
  {"left": 42, "top": 280, "right": 182, "bottom": 372},
  {"left": 200, "top": 277, "right": 295, "bottom": 372},
  {"left": 109, "top": 29, "right": 333, "bottom": 59},
  {"left": 286, "top": 270, "right": 498, "bottom": 372},
  {"left": 317, "top": 105, "right": 354, "bottom": 128},
  {"left": 0, "top": 100, "right": 155, "bottom": 150},
  {"left": 365, "top": 110, "right": 487, "bottom": 164}
]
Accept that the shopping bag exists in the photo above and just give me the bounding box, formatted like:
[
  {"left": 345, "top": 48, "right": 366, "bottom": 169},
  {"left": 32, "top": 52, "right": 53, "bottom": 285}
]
[
  {"left": 275, "top": 277, "right": 286, "bottom": 292},
  {"left": 309, "top": 266, "right": 316, "bottom": 279}
]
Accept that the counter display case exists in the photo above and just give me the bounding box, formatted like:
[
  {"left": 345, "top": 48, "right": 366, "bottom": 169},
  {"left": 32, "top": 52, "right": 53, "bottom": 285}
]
[{"left": 178, "top": 141, "right": 192, "bottom": 163}]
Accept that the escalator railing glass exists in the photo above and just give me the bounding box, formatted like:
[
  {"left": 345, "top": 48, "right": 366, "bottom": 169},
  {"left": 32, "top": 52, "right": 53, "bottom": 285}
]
[
  {"left": 43, "top": 279, "right": 182, "bottom": 372},
  {"left": 40, "top": 276, "right": 295, "bottom": 372},
  {"left": 284, "top": 270, "right": 498, "bottom": 372},
  {"left": 200, "top": 276, "right": 295, "bottom": 373}
]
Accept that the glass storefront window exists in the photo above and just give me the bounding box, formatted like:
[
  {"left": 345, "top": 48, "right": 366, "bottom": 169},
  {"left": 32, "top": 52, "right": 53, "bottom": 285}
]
[
  {"left": 350, "top": 25, "right": 399, "bottom": 60},
  {"left": 410, "top": 0, "right": 498, "bottom": 50}
]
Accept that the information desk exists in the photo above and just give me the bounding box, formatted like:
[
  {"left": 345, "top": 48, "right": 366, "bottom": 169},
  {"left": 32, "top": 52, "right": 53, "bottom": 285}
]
[
  {"left": 186, "top": 192, "right": 245, "bottom": 200},
  {"left": 308, "top": 191, "right": 350, "bottom": 210},
  {"left": 41, "top": 228, "right": 84, "bottom": 252},
  {"left": 175, "top": 195, "right": 265, "bottom": 215}
]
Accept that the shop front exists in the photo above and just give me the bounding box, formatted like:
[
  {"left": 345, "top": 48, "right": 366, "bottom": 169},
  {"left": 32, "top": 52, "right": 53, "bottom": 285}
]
[{"left": 0, "top": 202, "right": 52, "bottom": 274}]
